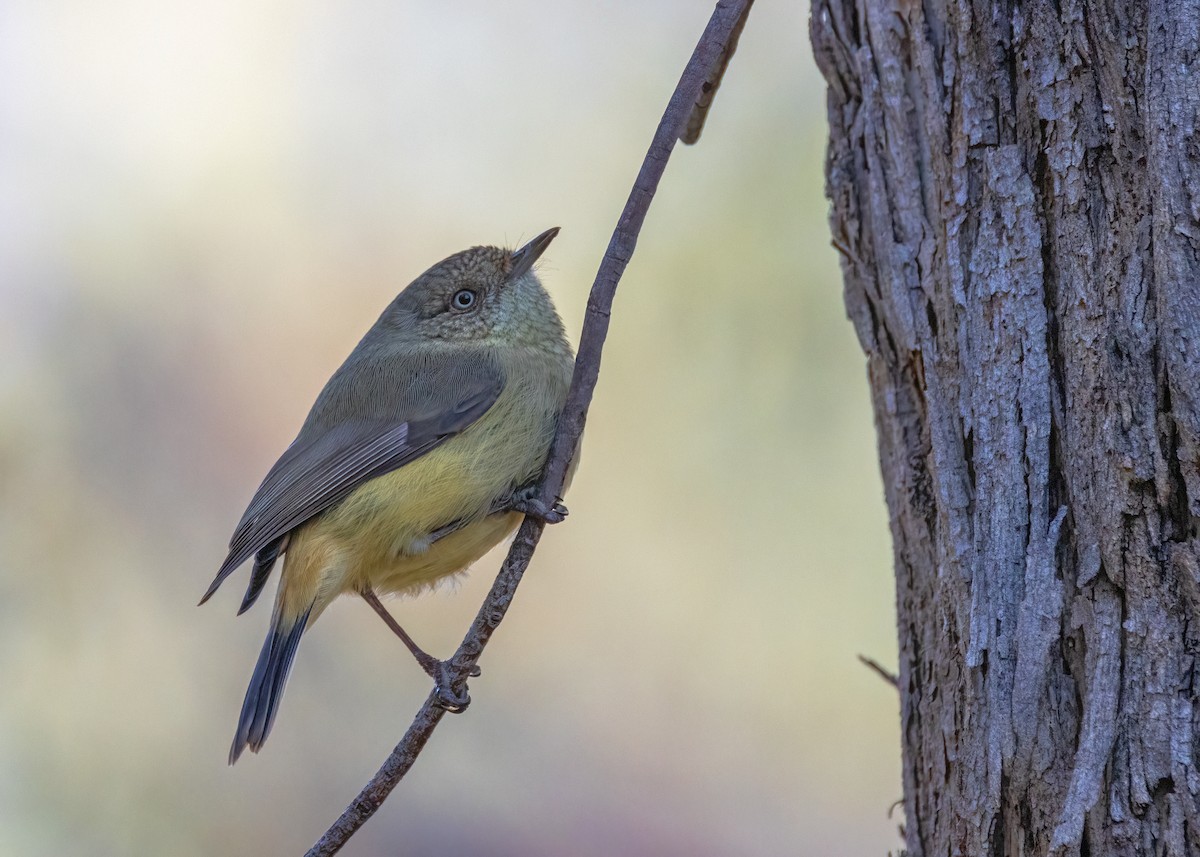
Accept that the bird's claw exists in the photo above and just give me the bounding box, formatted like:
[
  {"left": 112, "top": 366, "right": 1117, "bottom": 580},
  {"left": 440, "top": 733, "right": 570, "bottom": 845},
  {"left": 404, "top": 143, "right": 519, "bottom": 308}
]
[
  {"left": 434, "top": 684, "right": 470, "bottom": 713},
  {"left": 432, "top": 660, "right": 477, "bottom": 713},
  {"left": 507, "top": 488, "right": 569, "bottom": 524}
]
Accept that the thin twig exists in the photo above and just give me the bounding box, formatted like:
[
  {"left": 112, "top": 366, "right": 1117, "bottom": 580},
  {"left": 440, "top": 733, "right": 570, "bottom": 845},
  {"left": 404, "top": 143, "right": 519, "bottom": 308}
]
[
  {"left": 680, "top": 0, "right": 755, "bottom": 145},
  {"left": 305, "top": 3, "right": 752, "bottom": 854},
  {"left": 858, "top": 653, "right": 900, "bottom": 689}
]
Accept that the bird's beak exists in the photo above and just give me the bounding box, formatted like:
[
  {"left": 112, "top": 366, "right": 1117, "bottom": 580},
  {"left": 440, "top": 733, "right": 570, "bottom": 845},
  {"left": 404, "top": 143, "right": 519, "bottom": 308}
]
[{"left": 509, "top": 227, "right": 560, "bottom": 280}]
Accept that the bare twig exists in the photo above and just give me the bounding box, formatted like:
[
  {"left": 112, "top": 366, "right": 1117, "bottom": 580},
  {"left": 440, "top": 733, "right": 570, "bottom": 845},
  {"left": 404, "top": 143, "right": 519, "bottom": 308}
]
[
  {"left": 680, "top": 0, "right": 754, "bottom": 145},
  {"left": 304, "top": 2, "right": 753, "bottom": 854},
  {"left": 858, "top": 653, "right": 899, "bottom": 689}
]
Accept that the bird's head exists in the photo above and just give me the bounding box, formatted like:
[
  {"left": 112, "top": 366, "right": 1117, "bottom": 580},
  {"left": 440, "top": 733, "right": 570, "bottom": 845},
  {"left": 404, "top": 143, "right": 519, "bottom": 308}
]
[{"left": 377, "top": 228, "right": 569, "bottom": 355}]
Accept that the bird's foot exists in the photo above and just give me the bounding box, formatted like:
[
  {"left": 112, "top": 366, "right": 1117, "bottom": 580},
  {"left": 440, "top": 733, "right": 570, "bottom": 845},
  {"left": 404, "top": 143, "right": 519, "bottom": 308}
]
[
  {"left": 506, "top": 485, "right": 569, "bottom": 524},
  {"left": 432, "top": 659, "right": 481, "bottom": 713}
]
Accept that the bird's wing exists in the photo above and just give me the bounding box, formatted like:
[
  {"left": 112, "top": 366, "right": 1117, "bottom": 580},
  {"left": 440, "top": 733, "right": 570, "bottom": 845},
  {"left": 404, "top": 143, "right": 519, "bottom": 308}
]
[{"left": 200, "top": 355, "right": 505, "bottom": 605}]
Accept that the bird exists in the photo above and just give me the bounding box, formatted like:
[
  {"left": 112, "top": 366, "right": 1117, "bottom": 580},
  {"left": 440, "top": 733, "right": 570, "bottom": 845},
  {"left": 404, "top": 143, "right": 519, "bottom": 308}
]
[{"left": 200, "top": 228, "right": 575, "bottom": 763}]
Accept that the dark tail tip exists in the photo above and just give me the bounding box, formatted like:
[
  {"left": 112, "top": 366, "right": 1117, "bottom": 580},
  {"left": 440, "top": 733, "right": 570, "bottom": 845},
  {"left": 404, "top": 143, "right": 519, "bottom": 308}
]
[{"left": 228, "top": 605, "right": 312, "bottom": 764}]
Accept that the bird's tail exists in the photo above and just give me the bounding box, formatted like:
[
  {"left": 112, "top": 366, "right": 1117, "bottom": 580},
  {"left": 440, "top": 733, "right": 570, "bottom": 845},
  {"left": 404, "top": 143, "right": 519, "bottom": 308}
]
[{"left": 229, "top": 603, "right": 313, "bottom": 764}]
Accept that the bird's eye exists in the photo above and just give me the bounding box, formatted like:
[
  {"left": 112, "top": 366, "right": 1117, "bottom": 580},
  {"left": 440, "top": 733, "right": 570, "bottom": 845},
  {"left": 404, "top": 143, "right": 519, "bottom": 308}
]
[{"left": 450, "top": 289, "right": 478, "bottom": 311}]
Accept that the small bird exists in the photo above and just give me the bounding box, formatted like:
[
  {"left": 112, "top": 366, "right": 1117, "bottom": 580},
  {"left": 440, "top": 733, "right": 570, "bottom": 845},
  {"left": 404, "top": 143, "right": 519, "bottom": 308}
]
[{"left": 201, "top": 228, "right": 575, "bottom": 763}]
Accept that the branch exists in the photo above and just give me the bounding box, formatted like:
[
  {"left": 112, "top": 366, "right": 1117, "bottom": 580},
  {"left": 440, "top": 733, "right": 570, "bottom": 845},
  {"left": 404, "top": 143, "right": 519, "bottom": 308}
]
[
  {"left": 857, "top": 653, "right": 899, "bottom": 689},
  {"left": 680, "top": 0, "right": 754, "bottom": 145},
  {"left": 305, "top": 3, "right": 753, "bottom": 853}
]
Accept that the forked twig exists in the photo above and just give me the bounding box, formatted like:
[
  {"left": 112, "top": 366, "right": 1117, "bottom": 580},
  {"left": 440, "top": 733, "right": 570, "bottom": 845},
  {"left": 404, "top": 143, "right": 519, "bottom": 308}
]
[{"left": 305, "top": 3, "right": 753, "bottom": 853}]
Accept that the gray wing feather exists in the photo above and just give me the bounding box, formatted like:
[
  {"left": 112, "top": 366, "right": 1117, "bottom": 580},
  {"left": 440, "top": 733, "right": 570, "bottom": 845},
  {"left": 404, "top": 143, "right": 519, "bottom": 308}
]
[{"left": 201, "top": 355, "right": 503, "bottom": 605}]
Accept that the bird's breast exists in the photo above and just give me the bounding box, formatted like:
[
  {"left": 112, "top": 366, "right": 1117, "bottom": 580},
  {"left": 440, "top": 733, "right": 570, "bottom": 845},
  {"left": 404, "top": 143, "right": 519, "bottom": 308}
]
[{"left": 303, "top": 368, "right": 565, "bottom": 597}]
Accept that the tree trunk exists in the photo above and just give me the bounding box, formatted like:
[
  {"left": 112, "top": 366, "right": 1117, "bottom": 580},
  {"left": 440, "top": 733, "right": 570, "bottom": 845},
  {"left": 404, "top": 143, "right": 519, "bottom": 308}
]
[{"left": 809, "top": 1, "right": 1200, "bottom": 854}]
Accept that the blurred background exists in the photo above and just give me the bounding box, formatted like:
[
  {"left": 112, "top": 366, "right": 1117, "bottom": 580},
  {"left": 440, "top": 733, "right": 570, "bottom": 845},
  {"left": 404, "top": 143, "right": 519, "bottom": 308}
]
[{"left": 0, "top": 2, "right": 900, "bottom": 854}]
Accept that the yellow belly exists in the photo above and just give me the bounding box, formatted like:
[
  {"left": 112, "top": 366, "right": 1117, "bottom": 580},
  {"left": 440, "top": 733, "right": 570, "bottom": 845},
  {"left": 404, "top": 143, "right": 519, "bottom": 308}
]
[
  {"left": 273, "top": 375, "right": 563, "bottom": 621},
  {"left": 367, "top": 509, "right": 522, "bottom": 593}
]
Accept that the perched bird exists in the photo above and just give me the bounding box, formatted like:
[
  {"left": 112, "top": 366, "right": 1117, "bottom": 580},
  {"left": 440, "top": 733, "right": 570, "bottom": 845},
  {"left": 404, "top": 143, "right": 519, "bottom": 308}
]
[{"left": 201, "top": 228, "right": 575, "bottom": 763}]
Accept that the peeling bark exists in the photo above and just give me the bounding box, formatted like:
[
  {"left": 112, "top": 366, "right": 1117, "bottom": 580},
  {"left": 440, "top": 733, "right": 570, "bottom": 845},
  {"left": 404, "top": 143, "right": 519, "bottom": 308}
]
[{"left": 811, "top": 1, "right": 1200, "bottom": 854}]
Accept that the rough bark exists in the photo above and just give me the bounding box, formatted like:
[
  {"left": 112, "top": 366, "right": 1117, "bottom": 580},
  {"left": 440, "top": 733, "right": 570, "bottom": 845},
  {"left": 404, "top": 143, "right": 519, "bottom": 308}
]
[{"left": 810, "top": 1, "right": 1200, "bottom": 854}]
